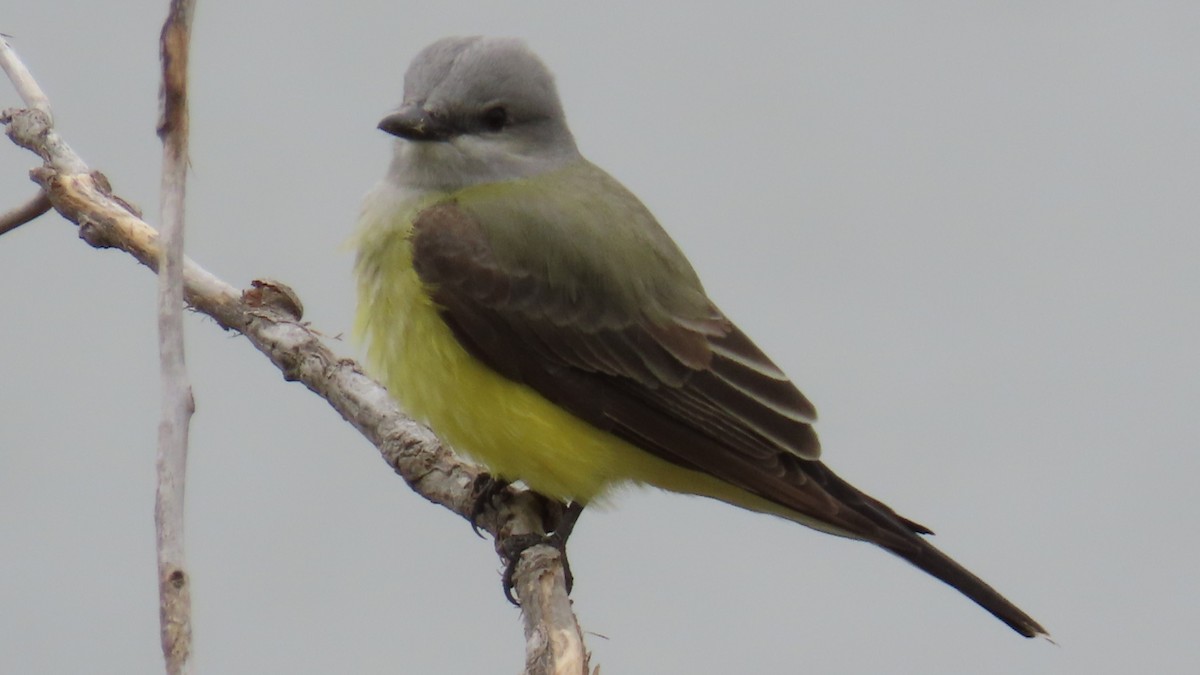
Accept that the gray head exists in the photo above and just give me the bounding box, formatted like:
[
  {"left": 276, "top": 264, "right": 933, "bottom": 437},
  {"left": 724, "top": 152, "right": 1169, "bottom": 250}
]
[{"left": 380, "top": 37, "right": 581, "bottom": 190}]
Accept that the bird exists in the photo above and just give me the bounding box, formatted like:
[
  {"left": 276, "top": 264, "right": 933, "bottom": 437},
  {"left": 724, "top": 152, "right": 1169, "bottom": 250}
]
[{"left": 353, "top": 35, "right": 1046, "bottom": 638}]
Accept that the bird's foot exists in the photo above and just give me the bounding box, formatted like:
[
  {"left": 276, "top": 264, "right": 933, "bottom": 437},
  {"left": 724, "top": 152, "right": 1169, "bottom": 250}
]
[
  {"left": 500, "top": 501, "right": 584, "bottom": 605},
  {"left": 469, "top": 473, "right": 511, "bottom": 538}
]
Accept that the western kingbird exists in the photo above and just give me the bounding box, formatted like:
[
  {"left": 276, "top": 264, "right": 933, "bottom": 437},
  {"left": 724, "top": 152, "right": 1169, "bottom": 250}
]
[{"left": 355, "top": 35, "right": 1046, "bottom": 638}]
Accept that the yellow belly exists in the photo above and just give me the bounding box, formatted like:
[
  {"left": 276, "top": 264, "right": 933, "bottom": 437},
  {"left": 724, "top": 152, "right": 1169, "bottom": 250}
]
[
  {"left": 352, "top": 187, "right": 808, "bottom": 520},
  {"left": 357, "top": 233, "right": 681, "bottom": 502}
]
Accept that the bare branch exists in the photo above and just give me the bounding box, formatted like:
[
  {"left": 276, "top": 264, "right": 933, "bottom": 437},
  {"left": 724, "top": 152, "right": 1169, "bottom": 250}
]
[
  {"left": 1, "top": 38, "right": 85, "bottom": 175},
  {"left": 0, "top": 35, "right": 52, "bottom": 120},
  {"left": 0, "top": 190, "right": 51, "bottom": 236},
  {"left": 1, "top": 37, "right": 588, "bottom": 673},
  {"left": 516, "top": 546, "right": 593, "bottom": 675},
  {"left": 153, "top": 3, "right": 197, "bottom": 674}
]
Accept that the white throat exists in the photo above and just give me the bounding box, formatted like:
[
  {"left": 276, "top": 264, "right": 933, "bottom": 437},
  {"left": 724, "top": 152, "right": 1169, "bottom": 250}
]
[{"left": 387, "top": 134, "right": 580, "bottom": 193}]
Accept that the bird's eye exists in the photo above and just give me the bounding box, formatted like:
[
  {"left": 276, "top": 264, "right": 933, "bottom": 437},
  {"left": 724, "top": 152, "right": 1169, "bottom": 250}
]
[{"left": 482, "top": 105, "right": 508, "bottom": 131}]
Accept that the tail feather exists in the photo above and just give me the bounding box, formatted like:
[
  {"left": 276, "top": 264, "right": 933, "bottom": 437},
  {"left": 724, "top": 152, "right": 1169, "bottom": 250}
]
[
  {"left": 808, "top": 462, "right": 1048, "bottom": 638},
  {"left": 882, "top": 531, "right": 1048, "bottom": 638}
]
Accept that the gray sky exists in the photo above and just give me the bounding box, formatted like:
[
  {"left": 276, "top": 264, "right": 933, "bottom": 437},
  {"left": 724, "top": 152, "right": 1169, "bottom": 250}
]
[{"left": 3, "top": 2, "right": 1197, "bottom": 673}]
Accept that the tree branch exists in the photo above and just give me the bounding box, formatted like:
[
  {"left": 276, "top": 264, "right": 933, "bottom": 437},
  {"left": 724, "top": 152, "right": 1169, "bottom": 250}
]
[
  {"left": 1, "top": 35, "right": 590, "bottom": 675},
  {"left": 515, "top": 546, "right": 593, "bottom": 674},
  {"left": 0, "top": 190, "right": 51, "bottom": 236},
  {"left": 0, "top": 34, "right": 52, "bottom": 121},
  {"left": 153, "top": 3, "right": 198, "bottom": 674}
]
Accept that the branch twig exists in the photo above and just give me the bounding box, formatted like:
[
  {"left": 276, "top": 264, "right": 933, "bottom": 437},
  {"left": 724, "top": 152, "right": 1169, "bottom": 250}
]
[
  {"left": 1, "top": 32, "right": 590, "bottom": 675},
  {"left": 0, "top": 190, "right": 51, "bottom": 236},
  {"left": 1, "top": 37, "right": 85, "bottom": 175},
  {"left": 0, "top": 34, "right": 52, "bottom": 120},
  {"left": 153, "top": 3, "right": 197, "bottom": 674},
  {"left": 516, "top": 547, "right": 593, "bottom": 674}
]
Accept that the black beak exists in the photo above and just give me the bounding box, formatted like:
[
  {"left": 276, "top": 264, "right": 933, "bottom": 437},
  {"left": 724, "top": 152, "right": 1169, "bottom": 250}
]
[{"left": 378, "top": 105, "right": 453, "bottom": 142}]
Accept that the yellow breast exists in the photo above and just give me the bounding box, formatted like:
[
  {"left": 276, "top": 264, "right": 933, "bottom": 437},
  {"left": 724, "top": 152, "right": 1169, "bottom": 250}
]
[
  {"left": 352, "top": 184, "right": 789, "bottom": 515},
  {"left": 354, "top": 186, "right": 628, "bottom": 503}
]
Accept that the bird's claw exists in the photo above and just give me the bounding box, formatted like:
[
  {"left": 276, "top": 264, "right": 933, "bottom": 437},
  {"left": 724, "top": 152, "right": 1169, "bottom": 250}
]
[
  {"left": 469, "top": 473, "right": 511, "bottom": 538},
  {"left": 499, "top": 501, "right": 584, "bottom": 605}
]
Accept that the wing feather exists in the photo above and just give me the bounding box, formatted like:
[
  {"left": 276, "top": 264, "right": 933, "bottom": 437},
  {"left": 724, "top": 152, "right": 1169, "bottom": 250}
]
[
  {"left": 408, "top": 200, "right": 923, "bottom": 541},
  {"left": 412, "top": 201, "right": 823, "bottom": 456}
]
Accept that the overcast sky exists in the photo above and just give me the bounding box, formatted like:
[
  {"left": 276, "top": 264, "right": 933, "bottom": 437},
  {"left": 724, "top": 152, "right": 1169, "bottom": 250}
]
[{"left": 3, "top": 2, "right": 1198, "bottom": 673}]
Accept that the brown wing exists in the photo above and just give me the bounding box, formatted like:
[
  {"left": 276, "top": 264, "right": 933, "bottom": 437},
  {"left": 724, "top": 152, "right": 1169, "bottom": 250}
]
[
  {"left": 410, "top": 202, "right": 908, "bottom": 532},
  {"left": 411, "top": 202, "right": 1049, "bottom": 638}
]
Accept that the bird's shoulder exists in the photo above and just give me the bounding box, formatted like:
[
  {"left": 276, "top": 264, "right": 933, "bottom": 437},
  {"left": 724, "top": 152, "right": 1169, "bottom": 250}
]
[{"left": 412, "top": 161, "right": 716, "bottom": 328}]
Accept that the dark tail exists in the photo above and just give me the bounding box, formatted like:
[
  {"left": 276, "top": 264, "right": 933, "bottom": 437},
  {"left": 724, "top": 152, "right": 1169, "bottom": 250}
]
[
  {"left": 882, "top": 530, "right": 1048, "bottom": 638},
  {"left": 812, "top": 464, "right": 1048, "bottom": 638}
]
